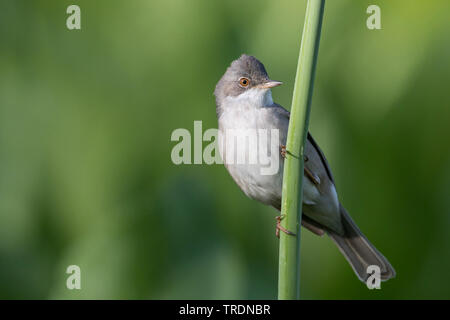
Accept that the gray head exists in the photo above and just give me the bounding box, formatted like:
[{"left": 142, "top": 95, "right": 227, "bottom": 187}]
[{"left": 214, "top": 54, "right": 282, "bottom": 116}]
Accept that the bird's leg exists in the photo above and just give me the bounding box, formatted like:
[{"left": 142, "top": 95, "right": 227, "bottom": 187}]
[
  {"left": 275, "top": 215, "right": 296, "bottom": 238},
  {"left": 280, "top": 144, "right": 287, "bottom": 158},
  {"left": 281, "top": 148, "right": 319, "bottom": 185}
]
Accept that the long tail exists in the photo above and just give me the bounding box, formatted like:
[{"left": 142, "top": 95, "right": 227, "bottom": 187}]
[{"left": 327, "top": 205, "right": 396, "bottom": 282}]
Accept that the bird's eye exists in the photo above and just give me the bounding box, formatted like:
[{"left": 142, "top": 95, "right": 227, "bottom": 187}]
[{"left": 239, "top": 77, "right": 250, "bottom": 87}]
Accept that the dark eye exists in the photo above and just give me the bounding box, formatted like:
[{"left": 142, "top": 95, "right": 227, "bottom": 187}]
[{"left": 239, "top": 77, "right": 250, "bottom": 87}]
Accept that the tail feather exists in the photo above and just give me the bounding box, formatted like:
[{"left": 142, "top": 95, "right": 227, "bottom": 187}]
[{"left": 328, "top": 205, "right": 396, "bottom": 282}]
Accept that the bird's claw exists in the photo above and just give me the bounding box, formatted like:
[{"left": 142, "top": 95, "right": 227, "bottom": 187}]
[
  {"left": 280, "top": 145, "right": 287, "bottom": 158},
  {"left": 275, "top": 215, "right": 296, "bottom": 238}
]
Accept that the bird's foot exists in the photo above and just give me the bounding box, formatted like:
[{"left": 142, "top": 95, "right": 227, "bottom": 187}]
[
  {"left": 275, "top": 215, "right": 296, "bottom": 238},
  {"left": 280, "top": 145, "right": 287, "bottom": 158}
]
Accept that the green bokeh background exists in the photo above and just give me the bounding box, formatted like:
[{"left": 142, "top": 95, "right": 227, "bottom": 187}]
[{"left": 1, "top": 0, "right": 449, "bottom": 299}]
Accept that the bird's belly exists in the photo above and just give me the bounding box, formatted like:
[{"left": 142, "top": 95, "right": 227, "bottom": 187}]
[
  {"left": 225, "top": 161, "right": 322, "bottom": 208},
  {"left": 218, "top": 105, "right": 325, "bottom": 209},
  {"left": 218, "top": 120, "right": 283, "bottom": 206},
  {"left": 226, "top": 163, "right": 283, "bottom": 206},
  {"left": 218, "top": 125, "right": 323, "bottom": 208}
]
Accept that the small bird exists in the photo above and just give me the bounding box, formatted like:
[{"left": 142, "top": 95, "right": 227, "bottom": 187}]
[{"left": 214, "top": 54, "right": 395, "bottom": 283}]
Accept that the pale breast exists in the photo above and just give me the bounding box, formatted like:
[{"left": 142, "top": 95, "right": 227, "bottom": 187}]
[
  {"left": 217, "top": 95, "right": 337, "bottom": 220},
  {"left": 218, "top": 101, "right": 285, "bottom": 206}
]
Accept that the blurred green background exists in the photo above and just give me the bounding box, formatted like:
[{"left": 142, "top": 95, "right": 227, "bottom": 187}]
[{"left": 1, "top": 0, "right": 449, "bottom": 299}]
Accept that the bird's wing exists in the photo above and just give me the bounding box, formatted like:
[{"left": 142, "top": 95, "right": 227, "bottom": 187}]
[
  {"left": 272, "top": 104, "right": 343, "bottom": 234},
  {"left": 272, "top": 104, "right": 334, "bottom": 184},
  {"left": 306, "top": 132, "right": 335, "bottom": 184}
]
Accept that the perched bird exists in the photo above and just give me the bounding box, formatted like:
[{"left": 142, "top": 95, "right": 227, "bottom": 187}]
[{"left": 214, "top": 54, "right": 395, "bottom": 282}]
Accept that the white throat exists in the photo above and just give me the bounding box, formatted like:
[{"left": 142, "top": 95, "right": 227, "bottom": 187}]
[{"left": 225, "top": 88, "right": 274, "bottom": 108}]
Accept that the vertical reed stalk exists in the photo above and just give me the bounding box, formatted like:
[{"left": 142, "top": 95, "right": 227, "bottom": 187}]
[{"left": 278, "top": 0, "right": 325, "bottom": 300}]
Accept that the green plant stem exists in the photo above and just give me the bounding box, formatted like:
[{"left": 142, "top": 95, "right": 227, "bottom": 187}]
[{"left": 278, "top": 0, "right": 325, "bottom": 300}]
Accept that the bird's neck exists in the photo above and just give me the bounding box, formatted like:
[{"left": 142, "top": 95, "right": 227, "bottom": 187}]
[
  {"left": 216, "top": 88, "right": 274, "bottom": 120},
  {"left": 228, "top": 88, "right": 274, "bottom": 108}
]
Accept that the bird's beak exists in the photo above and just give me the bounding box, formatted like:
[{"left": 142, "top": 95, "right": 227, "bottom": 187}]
[{"left": 259, "top": 80, "right": 283, "bottom": 89}]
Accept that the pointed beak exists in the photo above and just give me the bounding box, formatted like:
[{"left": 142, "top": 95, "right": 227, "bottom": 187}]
[{"left": 259, "top": 80, "right": 283, "bottom": 89}]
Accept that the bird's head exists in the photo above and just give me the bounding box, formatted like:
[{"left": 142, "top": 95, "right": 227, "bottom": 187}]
[{"left": 214, "top": 54, "right": 282, "bottom": 113}]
